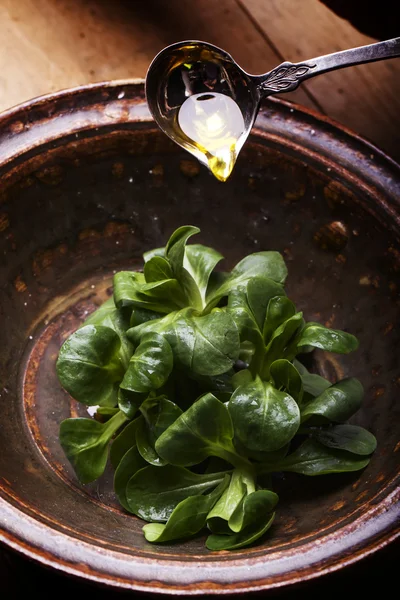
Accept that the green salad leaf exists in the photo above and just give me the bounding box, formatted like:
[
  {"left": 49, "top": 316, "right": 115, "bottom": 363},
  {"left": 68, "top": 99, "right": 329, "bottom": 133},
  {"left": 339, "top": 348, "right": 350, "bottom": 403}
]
[
  {"left": 110, "top": 417, "right": 143, "bottom": 469},
  {"left": 228, "top": 376, "right": 300, "bottom": 452},
  {"left": 207, "top": 469, "right": 248, "bottom": 534},
  {"left": 143, "top": 476, "right": 229, "bottom": 543},
  {"left": 300, "top": 378, "right": 364, "bottom": 424},
  {"left": 136, "top": 397, "right": 183, "bottom": 466},
  {"left": 56, "top": 325, "right": 126, "bottom": 406},
  {"left": 293, "top": 359, "right": 332, "bottom": 397},
  {"left": 126, "top": 464, "right": 229, "bottom": 521},
  {"left": 84, "top": 297, "right": 133, "bottom": 368},
  {"left": 59, "top": 410, "right": 128, "bottom": 483},
  {"left": 128, "top": 309, "right": 240, "bottom": 377},
  {"left": 156, "top": 393, "right": 248, "bottom": 469},
  {"left": 269, "top": 438, "right": 371, "bottom": 475},
  {"left": 310, "top": 424, "right": 377, "bottom": 455},
  {"left": 120, "top": 333, "right": 173, "bottom": 395},
  {"left": 263, "top": 296, "right": 296, "bottom": 343},
  {"left": 269, "top": 359, "right": 304, "bottom": 405},
  {"left": 114, "top": 445, "right": 147, "bottom": 511},
  {"left": 295, "top": 322, "right": 359, "bottom": 354}
]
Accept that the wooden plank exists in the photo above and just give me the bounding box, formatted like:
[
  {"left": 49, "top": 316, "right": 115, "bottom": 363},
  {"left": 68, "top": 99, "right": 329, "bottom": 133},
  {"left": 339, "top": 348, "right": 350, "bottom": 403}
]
[
  {"left": 238, "top": 0, "right": 400, "bottom": 161},
  {"left": 0, "top": 0, "right": 316, "bottom": 114}
]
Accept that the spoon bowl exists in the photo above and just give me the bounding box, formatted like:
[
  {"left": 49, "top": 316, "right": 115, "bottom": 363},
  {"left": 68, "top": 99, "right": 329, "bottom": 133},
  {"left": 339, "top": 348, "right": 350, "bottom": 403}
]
[{"left": 145, "top": 41, "right": 259, "bottom": 179}]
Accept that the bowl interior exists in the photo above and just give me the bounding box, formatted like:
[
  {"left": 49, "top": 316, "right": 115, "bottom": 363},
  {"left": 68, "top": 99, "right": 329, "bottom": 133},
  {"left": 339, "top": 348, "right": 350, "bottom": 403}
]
[{"left": 0, "top": 88, "right": 399, "bottom": 591}]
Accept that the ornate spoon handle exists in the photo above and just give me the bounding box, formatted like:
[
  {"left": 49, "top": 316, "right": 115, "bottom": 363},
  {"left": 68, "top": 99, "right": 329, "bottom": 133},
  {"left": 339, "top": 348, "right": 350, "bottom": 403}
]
[{"left": 257, "top": 37, "right": 400, "bottom": 96}]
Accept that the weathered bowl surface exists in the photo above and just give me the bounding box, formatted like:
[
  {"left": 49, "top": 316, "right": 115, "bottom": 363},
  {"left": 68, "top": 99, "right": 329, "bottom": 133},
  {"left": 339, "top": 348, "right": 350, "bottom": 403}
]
[{"left": 0, "top": 81, "right": 399, "bottom": 594}]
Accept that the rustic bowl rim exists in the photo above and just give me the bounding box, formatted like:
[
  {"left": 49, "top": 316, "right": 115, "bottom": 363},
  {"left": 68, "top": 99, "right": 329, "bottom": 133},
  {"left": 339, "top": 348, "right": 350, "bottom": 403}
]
[{"left": 0, "top": 79, "right": 399, "bottom": 595}]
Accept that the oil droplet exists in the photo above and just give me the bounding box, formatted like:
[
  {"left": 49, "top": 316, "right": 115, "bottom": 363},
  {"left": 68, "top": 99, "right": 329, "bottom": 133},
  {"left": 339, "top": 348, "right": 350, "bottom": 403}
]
[{"left": 177, "top": 93, "right": 245, "bottom": 182}]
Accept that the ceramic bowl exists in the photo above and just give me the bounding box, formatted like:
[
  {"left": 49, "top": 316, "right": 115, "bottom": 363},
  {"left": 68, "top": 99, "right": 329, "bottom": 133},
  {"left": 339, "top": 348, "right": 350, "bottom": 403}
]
[{"left": 0, "top": 81, "right": 398, "bottom": 594}]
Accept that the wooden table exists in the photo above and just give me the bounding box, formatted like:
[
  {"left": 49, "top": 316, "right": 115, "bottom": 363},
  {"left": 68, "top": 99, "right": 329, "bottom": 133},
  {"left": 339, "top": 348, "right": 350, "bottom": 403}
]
[{"left": 1, "top": 0, "right": 399, "bottom": 595}]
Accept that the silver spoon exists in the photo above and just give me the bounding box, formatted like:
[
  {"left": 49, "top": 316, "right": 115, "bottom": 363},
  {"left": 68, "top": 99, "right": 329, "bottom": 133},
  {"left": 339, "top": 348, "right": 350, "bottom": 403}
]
[{"left": 145, "top": 37, "right": 400, "bottom": 181}]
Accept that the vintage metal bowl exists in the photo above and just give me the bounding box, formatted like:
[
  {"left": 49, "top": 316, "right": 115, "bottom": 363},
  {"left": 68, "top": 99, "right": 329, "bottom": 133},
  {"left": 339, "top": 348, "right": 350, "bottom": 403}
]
[{"left": 0, "top": 81, "right": 399, "bottom": 594}]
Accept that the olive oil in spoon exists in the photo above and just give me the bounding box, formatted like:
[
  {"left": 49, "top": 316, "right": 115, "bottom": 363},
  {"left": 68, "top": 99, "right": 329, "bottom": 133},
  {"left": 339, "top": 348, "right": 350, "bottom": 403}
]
[{"left": 177, "top": 92, "right": 245, "bottom": 182}]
